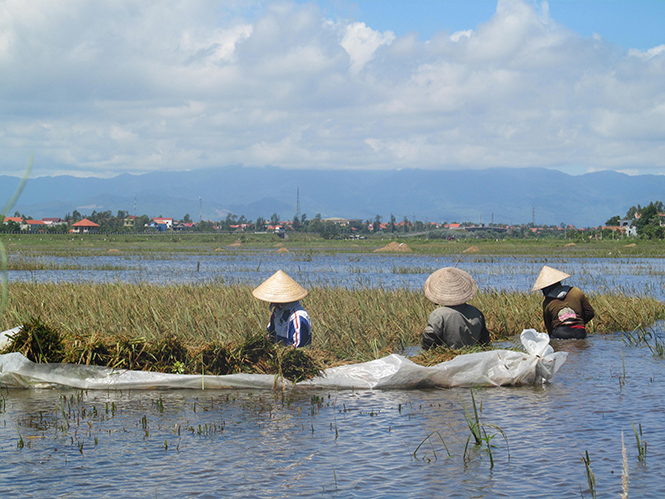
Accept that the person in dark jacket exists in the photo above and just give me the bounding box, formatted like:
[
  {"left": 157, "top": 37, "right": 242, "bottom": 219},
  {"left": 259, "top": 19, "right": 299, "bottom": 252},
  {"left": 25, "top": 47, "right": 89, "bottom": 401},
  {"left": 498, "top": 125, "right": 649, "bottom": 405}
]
[
  {"left": 421, "top": 267, "right": 491, "bottom": 350},
  {"left": 532, "top": 265, "right": 595, "bottom": 339}
]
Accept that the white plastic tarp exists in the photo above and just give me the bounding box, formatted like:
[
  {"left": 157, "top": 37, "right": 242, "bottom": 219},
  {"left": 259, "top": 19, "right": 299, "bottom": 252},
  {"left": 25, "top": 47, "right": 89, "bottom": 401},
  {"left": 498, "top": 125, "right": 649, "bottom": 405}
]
[{"left": 0, "top": 329, "right": 567, "bottom": 390}]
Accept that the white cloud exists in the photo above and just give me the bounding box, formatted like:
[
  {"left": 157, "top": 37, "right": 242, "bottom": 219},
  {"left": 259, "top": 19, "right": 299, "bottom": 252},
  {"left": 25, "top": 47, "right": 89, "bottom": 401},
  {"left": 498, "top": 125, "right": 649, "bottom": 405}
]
[
  {"left": 628, "top": 44, "right": 665, "bottom": 61},
  {"left": 0, "top": 0, "right": 663, "bottom": 177},
  {"left": 450, "top": 30, "right": 472, "bottom": 43},
  {"left": 341, "top": 22, "right": 395, "bottom": 75}
]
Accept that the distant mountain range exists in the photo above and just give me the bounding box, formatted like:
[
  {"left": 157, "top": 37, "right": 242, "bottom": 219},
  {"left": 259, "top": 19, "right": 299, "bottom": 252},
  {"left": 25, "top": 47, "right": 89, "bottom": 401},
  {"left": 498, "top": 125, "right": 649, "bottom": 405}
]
[{"left": 0, "top": 166, "right": 661, "bottom": 227}]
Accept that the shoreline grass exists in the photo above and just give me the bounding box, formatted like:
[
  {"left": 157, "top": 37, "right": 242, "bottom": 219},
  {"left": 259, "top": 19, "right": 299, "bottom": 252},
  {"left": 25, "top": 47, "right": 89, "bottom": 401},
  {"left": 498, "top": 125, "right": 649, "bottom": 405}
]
[
  {"left": 3, "top": 232, "right": 665, "bottom": 258},
  {"left": 1, "top": 282, "right": 662, "bottom": 375}
]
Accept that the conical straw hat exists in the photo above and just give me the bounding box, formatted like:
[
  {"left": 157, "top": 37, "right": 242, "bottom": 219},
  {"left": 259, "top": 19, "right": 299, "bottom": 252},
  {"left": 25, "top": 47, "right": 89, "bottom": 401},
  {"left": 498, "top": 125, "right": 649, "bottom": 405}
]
[
  {"left": 424, "top": 267, "right": 477, "bottom": 306},
  {"left": 252, "top": 270, "right": 308, "bottom": 303},
  {"left": 532, "top": 265, "right": 570, "bottom": 291}
]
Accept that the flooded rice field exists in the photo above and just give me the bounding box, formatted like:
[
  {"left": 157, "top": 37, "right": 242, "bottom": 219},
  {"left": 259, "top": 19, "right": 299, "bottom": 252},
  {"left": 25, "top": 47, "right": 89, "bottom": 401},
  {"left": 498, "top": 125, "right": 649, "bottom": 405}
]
[
  {"left": 2, "top": 251, "right": 665, "bottom": 497},
  {"left": 6, "top": 250, "right": 665, "bottom": 299},
  {"left": 1, "top": 334, "right": 664, "bottom": 497}
]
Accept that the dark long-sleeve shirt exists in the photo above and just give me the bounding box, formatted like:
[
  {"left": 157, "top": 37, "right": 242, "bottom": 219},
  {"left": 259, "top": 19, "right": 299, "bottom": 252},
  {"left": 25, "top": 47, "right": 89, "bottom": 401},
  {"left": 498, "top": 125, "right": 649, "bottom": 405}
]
[{"left": 421, "top": 303, "right": 491, "bottom": 350}]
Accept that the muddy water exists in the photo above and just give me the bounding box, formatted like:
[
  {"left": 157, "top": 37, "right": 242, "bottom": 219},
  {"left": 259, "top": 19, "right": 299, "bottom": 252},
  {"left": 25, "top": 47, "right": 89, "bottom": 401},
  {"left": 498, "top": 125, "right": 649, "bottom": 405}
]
[{"left": 1, "top": 333, "right": 664, "bottom": 498}]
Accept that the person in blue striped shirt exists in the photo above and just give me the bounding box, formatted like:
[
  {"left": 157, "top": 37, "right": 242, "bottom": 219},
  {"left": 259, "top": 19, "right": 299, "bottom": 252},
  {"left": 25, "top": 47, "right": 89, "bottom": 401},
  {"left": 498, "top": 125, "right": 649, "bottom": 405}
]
[{"left": 252, "top": 270, "right": 312, "bottom": 348}]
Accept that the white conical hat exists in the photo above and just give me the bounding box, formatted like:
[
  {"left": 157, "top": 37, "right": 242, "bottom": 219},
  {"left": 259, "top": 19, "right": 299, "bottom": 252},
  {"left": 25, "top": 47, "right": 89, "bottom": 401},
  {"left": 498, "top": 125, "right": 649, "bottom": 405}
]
[
  {"left": 252, "top": 270, "right": 308, "bottom": 303},
  {"left": 532, "top": 265, "right": 570, "bottom": 291},
  {"left": 424, "top": 267, "right": 477, "bottom": 306}
]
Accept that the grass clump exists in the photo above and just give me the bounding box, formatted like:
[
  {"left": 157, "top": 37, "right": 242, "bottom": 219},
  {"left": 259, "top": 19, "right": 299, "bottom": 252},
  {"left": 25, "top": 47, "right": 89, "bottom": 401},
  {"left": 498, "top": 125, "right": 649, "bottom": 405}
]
[
  {"left": 1, "top": 316, "right": 64, "bottom": 363},
  {"left": 1, "top": 317, "right": 323, "bottom": 383}
]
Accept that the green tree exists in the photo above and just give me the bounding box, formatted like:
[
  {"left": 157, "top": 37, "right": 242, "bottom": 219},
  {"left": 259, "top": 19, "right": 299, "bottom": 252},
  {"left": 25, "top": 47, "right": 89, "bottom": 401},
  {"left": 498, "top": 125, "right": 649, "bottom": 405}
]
[
  {"left": 634, "top": 201, "right": 664, "bottom": 239},
  {"left": 605, "top": 215, "right": 620, "bottom": 226},
  {"left": 321, "top": 221, "right": 339, "bottom": 239},
  {"left": 292, "top": 214, "right": 301, "bottom": 231},
  {"left": 309, "top": 213, "right": 323, "bottom": 233},
  {"left": 373, "top": 214, "right": 382, "bottom": 233}
]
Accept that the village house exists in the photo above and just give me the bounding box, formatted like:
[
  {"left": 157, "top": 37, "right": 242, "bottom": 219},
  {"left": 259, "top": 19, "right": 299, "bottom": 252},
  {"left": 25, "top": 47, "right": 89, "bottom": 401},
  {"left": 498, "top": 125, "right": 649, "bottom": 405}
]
[
  {"left": 70, "top": 218, "right": 100, "bottom": 233},
  {"left": 23, "top": 219, "right": 46, "bottom": 232},
  {"left": 123, "top": 215, "right": 137, "bottom": 228},
  {"left": 323, "top": 217, "right": 362, "bottom": 227},
  {"left": 42, "top": 217, "right": 66, "bottom": 226},
  {"left": 152, "top": 217, "right": 174, "bottom": 229}
]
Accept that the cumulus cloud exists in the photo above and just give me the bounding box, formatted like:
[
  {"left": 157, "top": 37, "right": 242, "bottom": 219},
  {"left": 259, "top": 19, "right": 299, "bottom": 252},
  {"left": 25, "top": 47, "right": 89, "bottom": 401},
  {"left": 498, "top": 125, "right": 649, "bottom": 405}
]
[
  {"left": 0, "top": 0, "right": 663, "bottom": 177},
  {"left": 340, "top": 22, "right": 395, "bottom": 74}
]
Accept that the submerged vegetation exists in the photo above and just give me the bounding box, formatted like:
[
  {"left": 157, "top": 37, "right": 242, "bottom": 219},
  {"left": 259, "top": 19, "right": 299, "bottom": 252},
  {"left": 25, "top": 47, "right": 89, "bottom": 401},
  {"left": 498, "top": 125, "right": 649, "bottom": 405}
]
[{"left": 1, "top": 281, "right": 663, "bottom": 377}]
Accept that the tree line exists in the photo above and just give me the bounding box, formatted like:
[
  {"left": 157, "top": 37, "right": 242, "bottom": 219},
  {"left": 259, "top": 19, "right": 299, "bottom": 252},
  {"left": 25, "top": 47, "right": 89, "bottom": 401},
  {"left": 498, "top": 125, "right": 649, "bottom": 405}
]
[{"left": 605, "top": 201, "right": 664, "bottom": 240}]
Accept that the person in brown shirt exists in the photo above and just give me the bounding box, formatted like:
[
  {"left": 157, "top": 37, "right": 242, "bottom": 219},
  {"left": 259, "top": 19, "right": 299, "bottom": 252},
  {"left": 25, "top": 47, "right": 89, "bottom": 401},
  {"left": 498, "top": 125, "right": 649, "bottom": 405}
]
[{"left": 532, "top": 265, "right": 595, "bottom": 339}]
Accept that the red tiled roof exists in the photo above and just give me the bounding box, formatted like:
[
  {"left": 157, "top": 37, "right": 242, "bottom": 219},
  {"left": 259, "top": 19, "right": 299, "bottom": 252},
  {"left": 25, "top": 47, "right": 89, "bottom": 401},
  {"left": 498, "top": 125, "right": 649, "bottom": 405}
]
[
  {"left": 71, "top": 218, "right": 100, "bottom": 227},
  {"left": 3, "top": 217, "right": 22, "bottom": 223},
  {"left": 26, "top": 220, "right": 46, "bottom": 225}
]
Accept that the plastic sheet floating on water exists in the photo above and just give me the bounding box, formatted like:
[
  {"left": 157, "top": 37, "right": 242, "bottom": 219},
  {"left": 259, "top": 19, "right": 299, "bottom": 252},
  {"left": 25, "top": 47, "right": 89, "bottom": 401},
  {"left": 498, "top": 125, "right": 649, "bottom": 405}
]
[{"left": 0, "top": 329, "right": 566, "bottom": 390}]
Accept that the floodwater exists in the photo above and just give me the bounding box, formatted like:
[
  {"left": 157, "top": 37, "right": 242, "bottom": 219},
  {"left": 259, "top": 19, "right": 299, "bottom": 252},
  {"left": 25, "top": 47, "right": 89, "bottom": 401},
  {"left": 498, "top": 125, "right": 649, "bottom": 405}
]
[
  {"left": 2, "top": 251, "right": 665, "bottom": 497},
  {"left": 1, "top": 334, "right": 664, "bottom": 498},
  {"left": 6, "top": 250, "right": 665, "bottom": 299}
]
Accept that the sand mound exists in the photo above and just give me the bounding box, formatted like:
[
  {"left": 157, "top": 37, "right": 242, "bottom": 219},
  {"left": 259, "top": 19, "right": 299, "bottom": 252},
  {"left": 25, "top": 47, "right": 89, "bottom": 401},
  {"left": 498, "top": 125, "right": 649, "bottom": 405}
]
[
  {"left": 107, "top": 249, "right": 120, "bottom": 253},
  {"left": 227, "top": 242, "right": 242, "bottom": 247},
  {"left": 214, "top": 247, "right": 225, "bottom": 252},
  {"left": 274, "top": 243, "right": 284, "bottom": 248},
  {"left": 564, "top": 242, "right": 576, "bottom": 247},
  {"left": 624, "top": 243, "right": 637, "bottom": 247},
  {"left": 374, "top": 242, "right": 412, "bottom": 253},
  {"left": 277, "top": 247, "right": 289, "bottom": 253},
  {"left": 463, "top": 246, "right": 479, "bottom": 253}
]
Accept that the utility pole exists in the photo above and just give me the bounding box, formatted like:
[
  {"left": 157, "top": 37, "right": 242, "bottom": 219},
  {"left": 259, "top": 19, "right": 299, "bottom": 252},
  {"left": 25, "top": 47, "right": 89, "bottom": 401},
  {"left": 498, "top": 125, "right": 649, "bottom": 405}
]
[
  {"left": 532, "top": 206, "right": 535, "bottom": 226},
  {"left": 296, "top": 186, "right": 300, "bottom": 219},
  {"left": 199, "top": 196, "right": 202, "bottom": 223}
]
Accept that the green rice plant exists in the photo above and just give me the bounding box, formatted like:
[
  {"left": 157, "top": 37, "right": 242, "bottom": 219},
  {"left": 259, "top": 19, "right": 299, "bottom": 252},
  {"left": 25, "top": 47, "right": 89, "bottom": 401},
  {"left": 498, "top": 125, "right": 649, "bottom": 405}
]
[
  {"left": 413, "top": 430, "right": 453, "bottom": 462},
  {"left": 623, "top": 325, "right": 665, "bottom": 357},
  {"left": 461, "top": 388, "right": 509, "bottom": 469},
  {"left": 581, "top": 450, "right": 597, "bottom": 499},
  {"left": 632, "top": 421, "right": 647, "bottom": 462},
  {"left": 16, "top": 428, "right": 24, "bottom": 449}
]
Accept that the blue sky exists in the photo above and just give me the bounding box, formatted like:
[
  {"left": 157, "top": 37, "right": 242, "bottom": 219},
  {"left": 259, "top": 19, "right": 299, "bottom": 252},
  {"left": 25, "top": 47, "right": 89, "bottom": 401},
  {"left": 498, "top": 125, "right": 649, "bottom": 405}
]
[
  {"left": 315, "top": 0, "right": 665, "bottom": 51},
  {"left": 0, "top": 0, "right": 663, "bottom": 178}
]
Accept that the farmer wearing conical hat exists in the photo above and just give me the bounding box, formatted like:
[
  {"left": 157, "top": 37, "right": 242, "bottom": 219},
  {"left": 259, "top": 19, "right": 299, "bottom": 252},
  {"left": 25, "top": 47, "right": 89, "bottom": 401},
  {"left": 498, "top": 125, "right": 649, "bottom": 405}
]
[
  {"left": 532, "top": 265, "right": 595, "bottom": 339},
  {"left": 252, "top": 270, "right": 311, "bottom": 348},
  {"left": 421, "top": 267, "right": 491, "bottom": 350}
]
